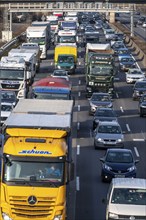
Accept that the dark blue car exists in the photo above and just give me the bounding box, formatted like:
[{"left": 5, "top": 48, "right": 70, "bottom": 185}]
[{"left": 100, "top": 148, "right": 139, "bottom": 182}]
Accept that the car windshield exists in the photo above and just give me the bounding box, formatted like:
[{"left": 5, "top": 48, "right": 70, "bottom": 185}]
[
  {"left": 91, "top": 94, "right": 110, "bottom": 101},
  {"left": 1, "top": 105, "right": 13, "bottom": 111},
  {"left": 0, "top": 69, "right": 24, "bottom": 80},
  {"left": 111, "top": 188, "right": 146, "bottom": 205},
  {"left": 106, "top": 152, "right": 133, "bottom": 163},
  {"left": 1, "top": 92, "right": 16, "bottom": 102},
  {"left": 135, "top": 82, "right": 146, "bottom": 89},
  {"left": 121, "top": 58, "right": 134, "bottom": 63},
  {"left": 98, "top": 125, "right": 121, "bottom": 134},
  {"left": 129, "top": 70, "right": 142, "bottom": 75}
]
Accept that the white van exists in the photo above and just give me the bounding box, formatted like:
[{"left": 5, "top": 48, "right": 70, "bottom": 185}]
[{"left": 106, "top": 178, "right": 146, "bottom": 220}]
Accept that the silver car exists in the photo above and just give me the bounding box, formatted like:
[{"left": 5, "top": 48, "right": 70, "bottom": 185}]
[{"left": 93, "top": 121, "right": 124, "bottom": 149}]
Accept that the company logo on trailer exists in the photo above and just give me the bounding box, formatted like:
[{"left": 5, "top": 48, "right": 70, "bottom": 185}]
[{"left": 19, "top": 149, "right": 52, "bottom": 155}]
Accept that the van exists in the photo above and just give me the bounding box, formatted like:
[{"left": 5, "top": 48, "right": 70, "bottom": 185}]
[{"left": 106, "top": 178, "right": 146, "bottom": 220}]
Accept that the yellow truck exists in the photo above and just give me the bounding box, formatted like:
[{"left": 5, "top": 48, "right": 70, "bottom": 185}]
[
  {"left": 54, "top": 45, "right": 77, "bottom": 74},
  {"left": 0, "top": 99, "right": 74, "bottom": 220}
]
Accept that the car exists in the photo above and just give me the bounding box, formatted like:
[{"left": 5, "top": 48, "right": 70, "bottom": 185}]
[
  {"left": 92, "top": 107, "right": 117, "bottom": 130},
  {"left": 126, "top": 68, "right": 145, "bottom": 84},
  {"left": 1, "top": 90, "right": 18, "bottom": 106},
  {"left": 119, "top": 56, "right": 137, "bottom": 71},
  {"left": 105, "top": 178, "right": 146, "bottom": 220},
  {"left": 93, "top": 121, "right": 124, "bottom": 149},
  {"left": 133, "top": 79, "right": 146, "bottom": 100},
  {"left": 117, "top": 48, "right": 130, "bottom": 59},
  {"left": 51, "top": 69, "right": 70, "bottom": 81},
  {"left": 142, "top": 21, "right": 146, "bottom": 28},
  {"left": 104, "top": 29, "right": 116, "bottom": 41},
  {"left": 139, "top": 93, "right": 146, "bottom": 117},
  {"left": 89, "top": 92, "right": 113, "bottom": 115},
  {"left": 1, "top": 102, "right": 14, "bottom": 125},
  {"left": 99, "top": 148, "right": 139, "bottom": 182}
]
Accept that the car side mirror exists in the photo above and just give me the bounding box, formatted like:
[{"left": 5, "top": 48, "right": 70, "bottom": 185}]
[
  {"left": 135, "top": 160, "right": 139, "bottom": 164},
  {"left": 99, "top": 158, "right": 104, "bottom": 163}
]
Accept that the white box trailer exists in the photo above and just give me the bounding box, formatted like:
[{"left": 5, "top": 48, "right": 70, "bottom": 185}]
[
  {"left": 26, "top": 26, "right": 49, "bottom": 59},
  {"left": 8, "top": 48, "right": 36, "bottom": 82},
  {"left": 20, "top": 43, "right": 41, "bottom": 71}
]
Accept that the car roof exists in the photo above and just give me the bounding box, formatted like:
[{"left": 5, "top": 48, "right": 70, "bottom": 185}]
[{"left": 112, "top": 178, "right": 146, "bottom": 189}]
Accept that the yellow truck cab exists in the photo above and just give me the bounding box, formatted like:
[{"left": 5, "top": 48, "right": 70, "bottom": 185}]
[
  {"left": 0, "top": 99, "right": 74, "bottom": 220},
  {"left": 54, "top": 45, "right": 77, "bottom": 74}
]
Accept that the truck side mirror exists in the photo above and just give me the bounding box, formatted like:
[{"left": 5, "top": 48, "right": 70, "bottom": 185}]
[{"left": 67, "top": 162, "right": 74, "bottom": 183}]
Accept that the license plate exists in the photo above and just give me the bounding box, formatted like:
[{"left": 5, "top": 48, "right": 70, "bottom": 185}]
[{"left": 115, "top": 175, "right": 125, "bottom": 178}]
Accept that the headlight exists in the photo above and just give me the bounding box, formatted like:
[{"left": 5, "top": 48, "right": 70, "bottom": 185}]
[
  {"left": 134, "top": 90, "right": 139, "bottom": 94},
  {"left": 97, "top": 138, "right": 103, "bottom": 142},
  {"left": 109, "top": 212, "right": 119, "bottom": 219},
  {"left": 107, "top": 103, "right": 113, "bottom": 108},
  {"left": 117, "top": 138, "right": 122, "bottom": 142},
  {"left": 104, "top": 164, "right": 112, "bottom": 171},
  {"left": 70, "top": 66, "right": 74, "bottom": 69},
  {"left": 2, "top": 213, "right": 12, "bottom": 220},
  {"left": 58, "top": 66, "right": 61, "bottom": 69},
  {"left": 54, "top": 215, "right": 62, "bottom": 220},
  {"left": 89, "top": 82, "right": 94, "bottom": 86},
  {"left": 128, "top": 166, "right": 135, "bottom": 172}
]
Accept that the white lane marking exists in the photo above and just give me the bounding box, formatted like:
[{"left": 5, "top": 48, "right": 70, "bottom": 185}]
[
  {"left": 116, "top": 92, "right": 119, "bottom": 98},
  {"left": 76, "top": 176, "right": 80, "bottom": 191},
  {"left": 78, "top": 91, "right": 81, "bottom": 97},
  {"left": 79, "top": 62, "right": 81, "bottom": 65},
  {"left": 133, "top": 139, "right": 145, "bottom": 142},
  {"left": 78, "top": 105, "right": 80, "bottom": 111},
  {"left": 126, "top": 124, "right": 131, "bottom": 132},
  {"left": 120, "top": 106, "right": 124, "bottom": 113},
  {"left": 77, "top": 122, "right": 80, "bottom": 130},
  {"left": 79, "top": 80, "right": 81, "bottom": 85},
  {"left": 77, "top": 145, "right": 80, "bottom": 155},
  {"left": 134, "top": 147, "right": 140, "bottom": 157}
]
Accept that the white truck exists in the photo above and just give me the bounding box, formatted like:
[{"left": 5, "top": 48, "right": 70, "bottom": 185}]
[
  {"left": 0, "top": 56, "right": 31, "bottom": 99},
  {"left": 46, "top": 15, "right": 59, "bottom": 33},
  {"left": 20, "top": 43, "right": 41, "bottom": 72},
  {"left": 26, "top": 26, "right": 49, "bottom": 59},
  {"left": 8, "top": 48, "right": 36, "bottom": 81},
  {"left": 56, "top": 29, "right": 77, "bottom": 46}
]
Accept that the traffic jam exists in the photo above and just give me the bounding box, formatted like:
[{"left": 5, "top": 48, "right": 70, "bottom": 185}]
[{"left": 0, "top": 10, "right": 146, "bottom": 220}]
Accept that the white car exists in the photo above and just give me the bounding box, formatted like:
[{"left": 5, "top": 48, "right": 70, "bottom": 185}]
[
  {"left": 126, "top": 68, "right": 145, "bottom": 84},
  {"left": 51, "top": 69, "right": 70, "bottom": 81},
  {"left": 142, "top": 22, "right": 146, "bottom": 28},
  {"left": 1, "top": 102, "right": 13, "bottom": 125}
]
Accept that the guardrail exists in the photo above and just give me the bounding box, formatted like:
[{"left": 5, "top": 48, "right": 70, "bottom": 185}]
[{"left": 0, "top": 32, "right": 26, "bottom": 56}]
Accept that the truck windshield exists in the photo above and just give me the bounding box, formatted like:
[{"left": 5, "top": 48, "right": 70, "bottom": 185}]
[
  {"left": 28, "top": 37, "right": 45, "bottom": 45},
  {"left": 0, "top": 69, "right": 24, "bottom": 80},
  {"left": 111, "top": 188, "right": 146, "bottom": 205},
  {"left": 4, "top": 160, "right": 64, "bottom": 184},
  {"left": 58, "top": 56, "right": 74, "bottom": 63},
  {"left": 59, "top": 36, "right": 76, "bottom": 43},
  {"left": 34, "top": 92, "right": 70, "bottom": 100},
  {"left": 50, "top": 20, "right": 58, "bottom": 25},
  {"left": 90, "top": 66, "right": 112, "bottom": 75}
]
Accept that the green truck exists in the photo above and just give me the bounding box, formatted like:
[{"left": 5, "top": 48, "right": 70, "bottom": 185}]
[{"left": 85, "top": 43, "right": 115, "bottom": 97}]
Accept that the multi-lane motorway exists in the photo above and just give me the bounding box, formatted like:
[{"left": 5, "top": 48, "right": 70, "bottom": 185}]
[{"left": 34, "top": 26, "right": 146, "bottom": 220}]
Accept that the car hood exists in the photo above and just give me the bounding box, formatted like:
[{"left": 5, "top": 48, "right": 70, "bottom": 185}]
[
  {"left": 127, "top": 74, "right": 144, "bottom": 78},
  {"left": 106, "top": 162, "right": 134, "bottom": 170},
  {"left": 109, "top": 204, "right": 146, "bottom": 216},
  {"left": 96, "top": 133, "right": 123, "bottom": 139}
]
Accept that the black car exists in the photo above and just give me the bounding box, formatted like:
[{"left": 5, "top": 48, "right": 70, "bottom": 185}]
[
  {"left": 99, "top": 148, "right": 139, "bottom": 182},
  {"left": 92, "top": 107, "right": 117, "bottom": 130},
  {"left": 139, "top": 93, "right": 146, "bottom": 117},
  {"left": 133, "top": 79, "right": 146, "bottom": 100}
]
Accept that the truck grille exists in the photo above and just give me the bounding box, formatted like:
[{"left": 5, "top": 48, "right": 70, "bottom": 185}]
[
  {"left": 10, "top": 195, "right": 56, "bottom": 218},
  {"left": 2, "top": 83, "right": 20, "bottom": 90}
]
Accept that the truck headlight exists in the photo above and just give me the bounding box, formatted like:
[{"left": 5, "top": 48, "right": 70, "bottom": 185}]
[
  {"left": 54, "top": 215, "right": 62, "bottom": 220},
  {"left": 109, "top": 212, "right": 119, "bottom": 219},
  {"left": 70, "top": 66, "right": 74, "bottom": 69},
  {"left": 2, "top": 213, "right": 12, "bottom": 220},
  {"left": 89, "top": 82, "right": 94, "bottom": 86}
]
